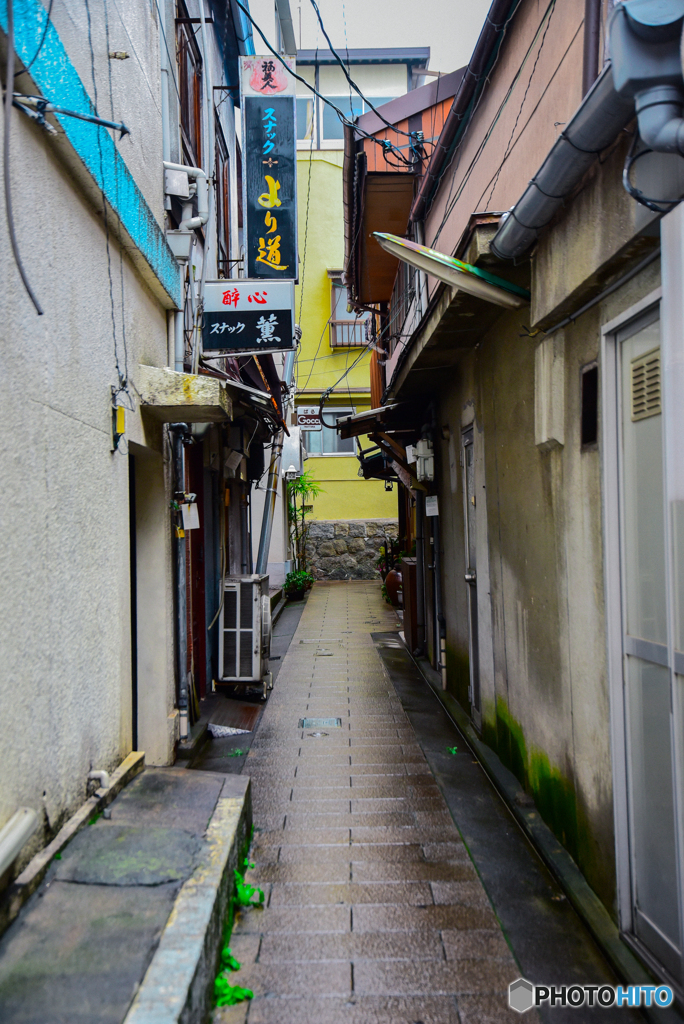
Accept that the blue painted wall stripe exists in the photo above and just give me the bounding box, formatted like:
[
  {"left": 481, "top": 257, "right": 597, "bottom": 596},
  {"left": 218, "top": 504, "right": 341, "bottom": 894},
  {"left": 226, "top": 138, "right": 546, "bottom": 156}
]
[{"left": 1, "top": 0, "right": 181, "bottom": 308}]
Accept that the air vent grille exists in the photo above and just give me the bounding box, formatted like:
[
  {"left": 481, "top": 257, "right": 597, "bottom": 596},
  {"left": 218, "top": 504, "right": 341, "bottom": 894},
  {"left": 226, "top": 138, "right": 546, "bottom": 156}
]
[{"left": 631, "top": 347, "right": 661, "bottom": 422}]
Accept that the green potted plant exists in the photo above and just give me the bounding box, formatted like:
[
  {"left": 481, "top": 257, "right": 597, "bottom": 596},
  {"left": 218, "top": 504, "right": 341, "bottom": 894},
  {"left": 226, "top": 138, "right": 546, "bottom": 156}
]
[{"left": 284, "top": 569, "right": 315, "bottom": 601}]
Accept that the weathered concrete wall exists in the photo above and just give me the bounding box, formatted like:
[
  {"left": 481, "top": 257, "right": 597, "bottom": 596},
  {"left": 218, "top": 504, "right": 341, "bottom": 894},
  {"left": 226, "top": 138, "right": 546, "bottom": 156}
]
[
  {"left": 430, "top": 249, "right": 662, "bottom": 914},
  {"left": 306, "top": 520, "right": 398, "bottom": 580},
  {"left": 0, "top": 0, "right": 176, "bottom": 870}
]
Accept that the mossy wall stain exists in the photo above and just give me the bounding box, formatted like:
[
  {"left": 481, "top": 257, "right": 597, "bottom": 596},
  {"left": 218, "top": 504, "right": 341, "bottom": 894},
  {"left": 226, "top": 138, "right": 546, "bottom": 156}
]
[
  {"left": 445, "top": 642, "right": 471, "bottom": 710},
  {"left": 482, "top": 698, "right": 600, "bottom": 881}
]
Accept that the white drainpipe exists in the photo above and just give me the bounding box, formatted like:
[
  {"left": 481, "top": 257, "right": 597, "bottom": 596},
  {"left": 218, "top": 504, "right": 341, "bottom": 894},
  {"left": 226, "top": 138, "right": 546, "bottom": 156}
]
[{"left": 0, "top": 808, "right": 39, "bottom": 878}]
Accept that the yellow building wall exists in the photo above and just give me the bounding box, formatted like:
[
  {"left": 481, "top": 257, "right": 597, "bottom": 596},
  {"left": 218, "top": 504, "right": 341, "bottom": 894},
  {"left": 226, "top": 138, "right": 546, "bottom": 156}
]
[{"left": 295, "top": 151, "right": 396, "bottom": 522}]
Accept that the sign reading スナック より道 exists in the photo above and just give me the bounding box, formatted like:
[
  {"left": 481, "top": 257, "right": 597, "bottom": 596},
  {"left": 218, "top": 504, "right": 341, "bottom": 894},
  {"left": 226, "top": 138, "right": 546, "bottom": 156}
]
[
  {"left": 240, "top": 56, "right": 298, "bottom": 281},
  {"left": 203, "top": 281, "right": 295, "bottom": 354}
]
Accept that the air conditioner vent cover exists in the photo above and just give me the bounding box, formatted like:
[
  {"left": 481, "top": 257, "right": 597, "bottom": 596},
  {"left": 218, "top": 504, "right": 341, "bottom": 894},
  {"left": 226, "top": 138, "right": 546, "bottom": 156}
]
[{"left": 631, "top": 346, "right": 661, "bottom": 421}]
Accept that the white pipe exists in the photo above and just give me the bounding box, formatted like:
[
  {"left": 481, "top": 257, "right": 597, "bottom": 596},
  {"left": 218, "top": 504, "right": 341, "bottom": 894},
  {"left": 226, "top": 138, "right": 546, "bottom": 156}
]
[
  {"left": 159, "top": 13, "right": 171, "bottom": 163},
  {"left": 175, "top": 305, "right": 184, "bottom": 372},
  {"left": 195, "top": 1, "right": 216, "bottom": 374},
  {"left": 163, "top": 162, "right": 208, "bottom": 230},
  {"left": 88, "top": 770, "right": 111, "bottom": 790},
  {"left": 0, "top": 808, "right": 39, "bottom": 877}
]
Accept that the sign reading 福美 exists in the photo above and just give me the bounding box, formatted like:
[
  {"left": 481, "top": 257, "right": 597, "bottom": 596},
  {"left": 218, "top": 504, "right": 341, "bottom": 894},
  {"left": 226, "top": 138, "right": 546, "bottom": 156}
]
[
  {"left": 241, "top": 56, "right": 298, "bottom": 282},
  {"left": 203, "top": 281, "right": 295, "bottom": 354},
  {"left": 296, "top": 406, "right": 322, "bottom": 431}
]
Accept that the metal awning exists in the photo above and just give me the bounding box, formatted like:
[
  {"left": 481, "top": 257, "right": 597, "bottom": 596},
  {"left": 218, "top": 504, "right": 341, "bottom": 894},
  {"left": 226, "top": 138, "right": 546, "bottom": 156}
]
[
  {"left": 373, "top": 233, "right": 530, "bottom": 309},
  {"left": 337, "top": 402, "right": 423, "bottom": 439}
]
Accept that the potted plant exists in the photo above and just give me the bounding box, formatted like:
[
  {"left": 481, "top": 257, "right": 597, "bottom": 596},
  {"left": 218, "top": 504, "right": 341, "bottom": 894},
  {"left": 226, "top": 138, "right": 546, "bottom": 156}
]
[{"left": 284, "top": 569, "right": 315, "bottom": 601}]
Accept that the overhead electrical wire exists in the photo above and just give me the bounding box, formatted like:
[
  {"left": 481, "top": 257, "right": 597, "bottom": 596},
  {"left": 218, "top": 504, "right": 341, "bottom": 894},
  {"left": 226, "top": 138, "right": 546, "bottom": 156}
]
[
  {"left": 431, "top": 0, "right": 559, "bottom": 246},
  {"left": 3, "top": 0, "right": 43, "bottom": 314},
  {"left": 306, "top": 0, "right": 416, "bottom": 142},
  {"left": 231, "top": 0, "right": 415, "bottom": 167}
]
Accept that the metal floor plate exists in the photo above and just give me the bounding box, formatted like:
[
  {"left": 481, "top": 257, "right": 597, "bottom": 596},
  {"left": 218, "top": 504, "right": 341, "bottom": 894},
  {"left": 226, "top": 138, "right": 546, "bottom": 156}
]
[{"left": 299, "top": 717, "right": 342, "bottom": 728}]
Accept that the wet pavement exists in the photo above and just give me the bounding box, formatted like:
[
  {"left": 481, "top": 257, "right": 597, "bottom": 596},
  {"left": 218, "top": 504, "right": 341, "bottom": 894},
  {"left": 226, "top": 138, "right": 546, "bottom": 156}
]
[{"left": 215, "top": 582, "right": 538, "bottom": 1023}]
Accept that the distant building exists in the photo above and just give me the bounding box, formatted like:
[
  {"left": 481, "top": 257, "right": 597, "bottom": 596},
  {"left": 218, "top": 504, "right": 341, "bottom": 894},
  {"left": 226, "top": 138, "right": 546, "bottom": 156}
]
[{"left": 292, "top": 48, "right": 430, "bottom": 578}]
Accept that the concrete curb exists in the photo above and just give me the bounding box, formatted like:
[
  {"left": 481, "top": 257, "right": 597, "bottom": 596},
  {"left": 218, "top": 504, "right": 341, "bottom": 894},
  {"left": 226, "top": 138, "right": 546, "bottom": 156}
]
[
  {"left": 123, "top": 776, "right": 252, "bottom": 1024},
  {"left": 0, "top": 750, "right": 145, "bottom": 937},
  {"left": 409, "top": 654, "right": 682, "bottom": 1024}
]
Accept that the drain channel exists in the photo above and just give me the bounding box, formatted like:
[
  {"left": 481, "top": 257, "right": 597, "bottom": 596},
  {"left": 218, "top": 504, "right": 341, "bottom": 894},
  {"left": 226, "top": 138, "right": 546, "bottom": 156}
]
[{"left": 299, "top": 717, "right": 342, "bottom": 729}]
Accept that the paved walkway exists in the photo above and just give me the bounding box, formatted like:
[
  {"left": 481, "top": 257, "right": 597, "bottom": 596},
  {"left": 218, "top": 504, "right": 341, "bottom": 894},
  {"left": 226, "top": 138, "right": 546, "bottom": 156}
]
[{"left": 218, "top": 582, "right": 524, "bottom": 1024}]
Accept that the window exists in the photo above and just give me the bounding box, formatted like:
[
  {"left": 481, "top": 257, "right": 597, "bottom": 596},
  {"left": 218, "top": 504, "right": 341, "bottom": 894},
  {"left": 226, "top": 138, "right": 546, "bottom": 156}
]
[
  {"left": 177, "top": 2, "right": 203, "bottom": 168},
  {"left": 321, "top": 97, "right": 394, "bottom": 142},
  {"left": 302, "top": 407, "right": 355, "bottom": 455},
  {"left": 581, "top": 363, "right": 599, "bottom": 447},
  {"left": 330, "top": 277, "right": 370, "bottom": 348},
  {"left": 297, "top": 97, "right": 315, "bottom": 141},
  {"left": 215, "top": 120, "right": 231, "bottom": 277}
]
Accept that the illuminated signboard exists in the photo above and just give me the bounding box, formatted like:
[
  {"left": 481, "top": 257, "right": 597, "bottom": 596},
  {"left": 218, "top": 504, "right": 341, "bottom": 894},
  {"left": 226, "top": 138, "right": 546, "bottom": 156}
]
[
  {"left": 240, "top": 56, "right": 298, "bottom": 281},
  {"left": 296, "top": 406, "right": 322, "bottom": 431},
  {"left": 203, "top": 280, "right": 295, "bottom": 354}
]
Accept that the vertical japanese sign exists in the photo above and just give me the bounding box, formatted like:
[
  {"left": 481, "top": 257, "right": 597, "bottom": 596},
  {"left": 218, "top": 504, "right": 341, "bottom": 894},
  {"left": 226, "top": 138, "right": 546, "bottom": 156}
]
[{"left": 240, "top": 56, "right": 298, "bottom": 281}]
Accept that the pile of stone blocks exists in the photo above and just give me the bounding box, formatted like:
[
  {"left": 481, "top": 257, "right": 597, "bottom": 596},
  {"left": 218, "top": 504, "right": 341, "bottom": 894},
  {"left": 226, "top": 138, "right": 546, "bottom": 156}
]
[{"left": 305, "top": 519, "right": 398, "bottom": 581}]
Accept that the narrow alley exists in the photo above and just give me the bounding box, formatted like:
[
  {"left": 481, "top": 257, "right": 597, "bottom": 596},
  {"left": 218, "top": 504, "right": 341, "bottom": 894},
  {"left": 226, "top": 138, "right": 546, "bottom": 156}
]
[{"left": 206, "top": 582, "right": 645, "bottom": 1023}]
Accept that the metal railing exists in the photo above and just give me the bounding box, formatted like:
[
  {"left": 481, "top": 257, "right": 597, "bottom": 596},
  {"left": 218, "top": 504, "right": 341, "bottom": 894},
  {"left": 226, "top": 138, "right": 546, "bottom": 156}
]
[{"left": 330, "top": 319, "right": 368, "bottom": 348}]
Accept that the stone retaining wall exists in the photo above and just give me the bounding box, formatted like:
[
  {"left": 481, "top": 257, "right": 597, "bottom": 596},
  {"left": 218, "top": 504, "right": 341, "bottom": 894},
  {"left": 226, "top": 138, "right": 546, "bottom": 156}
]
[{"left": 305, "top": 519, "right": 398, "bottom": 581}]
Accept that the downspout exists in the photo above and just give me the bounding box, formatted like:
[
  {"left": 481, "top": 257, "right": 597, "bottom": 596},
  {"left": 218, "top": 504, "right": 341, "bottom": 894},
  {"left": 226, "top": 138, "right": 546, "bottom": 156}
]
[
  {"left": 582, "top": 0, "right": 602, "bottom": 96},
  {"left": 256, "top": 431, "right": 284, "bottom": 574},
  {"left": 195, "top": 1, "right": 216, "bottom": 374},
  {"left": 432, "top": 506, "right": 447, "bottom": 690},
  {"left": 414, "top": 490, "right": 426, "bottom": 656},
  {"left": 170, "top": 423, "right": 190, "bottom": 741},
  {"left": 410, "top": 0, "right": 521, "bottom": 223}
]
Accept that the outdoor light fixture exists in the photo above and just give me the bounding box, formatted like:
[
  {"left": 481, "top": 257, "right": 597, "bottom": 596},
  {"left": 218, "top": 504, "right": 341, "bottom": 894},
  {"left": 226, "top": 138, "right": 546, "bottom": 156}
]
[
  {"left": 284, "top": 464, "right": 298, "bottom": 481},
  {"left": 372, "top": 232, "right": 530, "bottom": 309}
]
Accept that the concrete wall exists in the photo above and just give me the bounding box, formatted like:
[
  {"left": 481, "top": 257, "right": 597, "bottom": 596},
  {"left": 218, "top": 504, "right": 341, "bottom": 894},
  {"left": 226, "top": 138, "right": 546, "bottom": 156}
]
[{"left": 0, "top": 0, "right": 176, "bottom": 868}]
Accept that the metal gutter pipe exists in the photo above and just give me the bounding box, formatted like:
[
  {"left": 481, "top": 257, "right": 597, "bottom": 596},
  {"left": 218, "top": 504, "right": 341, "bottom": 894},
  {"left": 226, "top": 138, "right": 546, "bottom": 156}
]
[
  {"left": 410, "top": 0, "right": 521, "bottom": 223},
  {"left": 170, "top": 423, "right": 190, "bottom": 741},
  {"left": 275, "top": 0, "right": 297, "bottom": 54},
  {"left": 414, "top": 491, "right": 426, "bottom": 656},
  {"left": 491, "top": 64, "right": 635, "bottom": 260},
  {"left": 256, "top": 431, "right": 284, "bottom": 574},
  {"left": 195, "top": 2, "right": 216, "bottom": 374}
]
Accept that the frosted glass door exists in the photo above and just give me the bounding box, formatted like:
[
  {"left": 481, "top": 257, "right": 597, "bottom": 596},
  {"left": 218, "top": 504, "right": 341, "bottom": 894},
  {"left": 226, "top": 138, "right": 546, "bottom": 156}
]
[{"left": 619, "top": 312, "right": 682, "bottom": 980}]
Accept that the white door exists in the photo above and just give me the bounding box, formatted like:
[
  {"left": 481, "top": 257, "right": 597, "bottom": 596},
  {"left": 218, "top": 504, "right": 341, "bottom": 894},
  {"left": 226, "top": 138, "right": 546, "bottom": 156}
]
[{"left": 614, "top": 305, "right": 683, "bottom": 985}]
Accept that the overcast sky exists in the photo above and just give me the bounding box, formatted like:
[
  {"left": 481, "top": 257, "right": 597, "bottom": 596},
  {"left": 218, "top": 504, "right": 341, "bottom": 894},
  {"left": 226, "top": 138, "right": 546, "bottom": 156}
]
[{"left": 249, "top": 0, "right": 492, "bottom": 78}]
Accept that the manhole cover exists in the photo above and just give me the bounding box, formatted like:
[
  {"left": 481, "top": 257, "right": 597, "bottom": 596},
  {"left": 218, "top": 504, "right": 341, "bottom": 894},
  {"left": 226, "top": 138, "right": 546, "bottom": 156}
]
[
  {"left": 308, "top": 731, "right": 329, "bottom": 737},
  {"left": 300, "top": 717, "right": 342, "bottom": 728}
]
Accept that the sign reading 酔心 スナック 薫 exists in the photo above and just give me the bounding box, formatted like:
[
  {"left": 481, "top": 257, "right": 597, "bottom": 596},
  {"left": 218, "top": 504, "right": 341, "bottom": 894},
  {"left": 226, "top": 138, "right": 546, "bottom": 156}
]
[
  {"left": 203, "top": 281, "right": 295, "bottom": 354},
  {"left": 241, "top": 56, "right": 297, "bottom": 281}
]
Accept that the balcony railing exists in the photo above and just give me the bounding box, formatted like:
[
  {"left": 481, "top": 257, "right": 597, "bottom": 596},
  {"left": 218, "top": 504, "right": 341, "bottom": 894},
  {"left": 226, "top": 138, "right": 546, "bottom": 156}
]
[{"left": 330, "top": 319, "right": 368, "bottom": 348}]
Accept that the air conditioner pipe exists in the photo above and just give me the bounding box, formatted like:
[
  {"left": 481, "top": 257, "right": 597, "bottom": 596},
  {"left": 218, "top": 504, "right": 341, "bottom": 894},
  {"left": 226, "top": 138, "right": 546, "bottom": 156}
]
[
  {"left": 163, "top": 162, "right": 209, "bottom": 230},
  {"left": 491, "top": 64, "right": 635, "bottom": 260},
  {"left": 87, "top": 770, "right": 110, "bottom": 790},
  {"left": 256, "top": 430, "right": 284, "bottom": 574},
  {"left": 0, "top": 808, "right": 39, "bottom": 879}
]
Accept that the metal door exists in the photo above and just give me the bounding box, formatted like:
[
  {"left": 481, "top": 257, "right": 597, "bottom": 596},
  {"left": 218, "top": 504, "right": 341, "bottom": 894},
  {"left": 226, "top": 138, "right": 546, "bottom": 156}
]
[
  {"left": 617, "top": 307, "right": 683, "bottom": 983},
  {"left": 462, "top": 428, "right": 481, "bottom": 723}
]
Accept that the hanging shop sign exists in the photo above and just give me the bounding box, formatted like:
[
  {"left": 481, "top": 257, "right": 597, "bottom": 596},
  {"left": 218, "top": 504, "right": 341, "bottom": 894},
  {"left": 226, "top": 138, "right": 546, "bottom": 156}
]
[
  {"left": 203, "top": 280, "right": 295, "bottom": 354},
  {"left": 240, "top": 56, "right": 298, "bottom": 281},
  {"left": 296, "top": 406, "right": 322, "bottom": 431}
]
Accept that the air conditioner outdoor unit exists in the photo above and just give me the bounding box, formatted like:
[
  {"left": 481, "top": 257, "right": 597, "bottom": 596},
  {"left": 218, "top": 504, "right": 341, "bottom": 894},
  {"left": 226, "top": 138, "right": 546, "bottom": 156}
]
[{"left": 218, "top": 574, "right": 272, "bottom": 695}]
